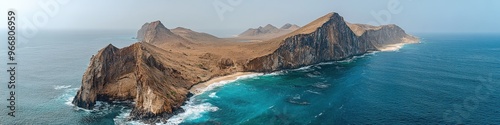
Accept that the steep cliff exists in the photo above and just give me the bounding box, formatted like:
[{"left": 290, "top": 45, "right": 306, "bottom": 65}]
[
  {"left": 73, "top": 12, "right": 418, "bottom": 123},
  {"left": 73, "top": 44, "right": 138, "bottom": 109},
  {"left": 72, "top": 42, "right": 197, "bottom": 122},
  {"left": 244, "top": 13, "right": 417, "bottom": 72}
]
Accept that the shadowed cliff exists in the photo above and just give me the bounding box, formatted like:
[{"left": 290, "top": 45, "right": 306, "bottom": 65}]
[{"left": 244, "top": 13, "right": 417, "bottom": 72}]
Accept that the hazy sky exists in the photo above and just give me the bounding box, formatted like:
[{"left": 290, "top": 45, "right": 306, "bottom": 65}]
[{"left": 1, "top": 0, "right": 499, "bottom": 37}]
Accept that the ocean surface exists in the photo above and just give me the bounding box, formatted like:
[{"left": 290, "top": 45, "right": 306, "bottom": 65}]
[{"left": 0, "top": 32, "right": 499, "bottom": 124}]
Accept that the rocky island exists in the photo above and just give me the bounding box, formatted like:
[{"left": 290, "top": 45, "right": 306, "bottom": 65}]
[{"left": 72, "top": 12, "right": 418, "bottom": 123}]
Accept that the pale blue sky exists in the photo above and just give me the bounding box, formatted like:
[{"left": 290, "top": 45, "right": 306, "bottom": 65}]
[{"left": 1, "top": 0, "right": 499, "bottom": 37}]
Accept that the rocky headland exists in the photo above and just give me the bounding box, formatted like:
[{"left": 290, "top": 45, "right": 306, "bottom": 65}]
[{"left": 72, "top": 12, "right": 418, "bottom": 123}]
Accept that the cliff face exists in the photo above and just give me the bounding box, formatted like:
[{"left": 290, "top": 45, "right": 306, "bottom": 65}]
[
  {"left": 136, "top": 23, "right": 149, "bottom": 41},
  {"left": 74, "top": 21, "right": 241, "bottom": 122},
  {"left": 244, "top": 13, "right": 417, "bottom": 72},
  {"left": 73, "top": 44, "right": 138, "bottom": 109},
  {"left": 129, "top": 43, "right": 191, "bottom": 120},
  {"left": 73, "top": 12, "right": 418, "bottom": 122},
  {"left": 357, "top": 24, "right": 418, "bottom": 48},
  {"left": 73, "top": 42, "right": 194, "bottom": 122}
]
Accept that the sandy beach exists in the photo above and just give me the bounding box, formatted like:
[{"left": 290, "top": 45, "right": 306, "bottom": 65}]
[
  {"left": 189, "top": 72, "right": 256, "bottom": 95},
  {"left": 378, "top": 43, "right": 407, "bottom": 51}
]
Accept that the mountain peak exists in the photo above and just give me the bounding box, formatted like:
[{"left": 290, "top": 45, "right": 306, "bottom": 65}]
[
  {"left": 288, "top": 12, "right": 341, "bottom": 35},
  {"left": 136, "top": 20, "right": 191, "bottom": 45},
  {"left": 280, "top": 23, "right": 300, "bottom": 30},
  {"left": 104, "top": 43, "right": 117, "bottom": 50},
  {"left": 264, "top": 24, "right": 276, "bottom": 28},
  {"left": 148, "top": 20, "right": 170, "bottom": 31},
  {"left": 281, "top": 23, "right": 292, "bottom": 29},
  {"left": 137, "top": 20, "right": 173, "bottom": 41},
  {"left": 262, "top": 24, "right": 278, "bottom": 31},
  {"left": 237, "top": 23, "right": 301, "bottom": 40}
]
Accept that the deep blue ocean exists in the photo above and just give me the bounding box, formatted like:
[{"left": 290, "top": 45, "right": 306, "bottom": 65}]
[{"left": 0, "top": 32, "right": 499, "bottom": 124}]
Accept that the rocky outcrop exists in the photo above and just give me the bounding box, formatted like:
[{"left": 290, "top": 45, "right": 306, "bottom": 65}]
[
  {"left": 73, "top": 12, "right": 418, "bottom": 123},
  {"left": 73, "top": 42, "right": 195, "bottom": 123},
  {"left": 357, "top": 24, "right": 418, "bottom": 48},
  {"left": 73, "top": 44, "right": 138, "bottom": 109}
]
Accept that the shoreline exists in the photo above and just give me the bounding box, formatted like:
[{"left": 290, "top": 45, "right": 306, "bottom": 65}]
[
  {"left": 378, "top": 39, "right": 420, "bottom": 51},
  {"left": 187, "top": 41, "right": 417, "bottom": 95},
  {"left": 189, "top": 72, "right": 257, "bottom": 95},
  {"left": 378, "top": 43, "right": 407, "bottom": 51},
  {"left": 169, "top": 40, "right": 421, "bottom": 124}
]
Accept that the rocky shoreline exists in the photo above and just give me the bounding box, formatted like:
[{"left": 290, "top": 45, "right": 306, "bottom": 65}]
[{"left": 72, "top": 12, "right": 418, "bottom": 123}]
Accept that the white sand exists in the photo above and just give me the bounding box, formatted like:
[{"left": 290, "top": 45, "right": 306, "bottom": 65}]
[
  {"left": 378, "top": 43, "right": 406, "bottom": 51},
  {"left": 189, "top": 72, "right": 256, "bottom": 95}
]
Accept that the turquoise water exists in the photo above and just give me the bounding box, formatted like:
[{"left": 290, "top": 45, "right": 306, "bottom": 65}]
[
  {"left": 0, "top": 30, "right": 138, "bottom": 124},
  {"left": 0, "top": 32, "right": 499, "bottom": 124},
  {"left": 175, "top": 33, "right": 500, "bottom": 124}
]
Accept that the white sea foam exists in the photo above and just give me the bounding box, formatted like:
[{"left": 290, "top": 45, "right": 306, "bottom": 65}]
[
  {"left": 306, "top": 90, "right": 321, "bottom": 95},
  {"left": 113, "top": 109, "right": 146, "bottom": 125},
  {"left": 165, "top": 73, "right": 264, "bottom": 124},
  {"left": 166, "top": 101, "right": 219, "bottom": 124},
  {"left": 54, "top": 85, "right": 72, "bottom": 90},
  {"left": 306, "top": 72, "right": 321, "bottom": 78},
  {"left": 208, "top": 92, "right": 219, "bottom": 98},
  {"left": 113, "top": 108, "right": 150, "bottom": 125},
  {"left": 312, "top": 82, "right": 330, "bottom": 89},
  {"left": 292, "top": 94, "right": 301, "bottom": 100},
  {"left": 59, "top": 87, "right": 79, "bottom": 106},
  {"left": 314, "top": 112, "right": 323, "bottom": 118},
  {"left": 265, "top": 70, "right": 288, "bottom": 76},
  {"left": 100, "top": 73, "right": 264, "bottom": 125},
  {"left": 337, "top": 54, "right": 365, "bottom": 63},
  {"left": 318, "top": 61, "right": 335, "bottom": 65},
  {"left": 268, "top": 105, "right": 275, "bottom": 109},
  {"left": 63, "top": 88, "right": 118, "bottom": 113},
  {"left": 292, "top": 65, "right": 314, "bottom": 72}
]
